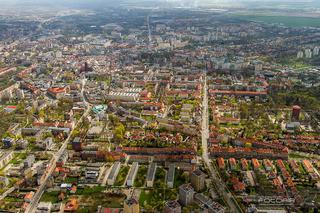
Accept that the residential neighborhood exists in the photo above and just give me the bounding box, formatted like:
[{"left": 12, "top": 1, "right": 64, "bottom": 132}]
[{"left": 0, "top": 0, "right": 319, "bottom": 212}]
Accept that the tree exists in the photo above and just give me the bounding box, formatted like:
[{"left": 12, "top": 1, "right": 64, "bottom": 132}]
[
  {"left": 15, "top": 134, "right": 23, "bottom": 140},
  {"left": 38, "top": 109, "right": 46, "bottom": 119},
  {"left": 239, "top": 103, "right": 249, "bottom": 120},
  {"left": 245, "top": 142, "right": 252, "bottom": 148},
  {"left": 114, "top": 123, "right": 125, "bottom": 142}
]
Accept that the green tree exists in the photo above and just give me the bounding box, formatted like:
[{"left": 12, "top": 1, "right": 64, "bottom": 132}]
[{"left": 114, "top": 123, "right": 125, "bottom": 142}]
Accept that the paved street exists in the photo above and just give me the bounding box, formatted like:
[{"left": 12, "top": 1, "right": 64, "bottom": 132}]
[
  {"left": 201, "top": 75, "right": 243, "bottom": 213},
  {"left": 25, "top": 78, "right": 91, "bottom": 213}
]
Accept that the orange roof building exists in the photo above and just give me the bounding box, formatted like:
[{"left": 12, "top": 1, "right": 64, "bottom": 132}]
[
  {"left": 302, "top": 160, "right": 314, "bottom": 174},
  {"left": 65, "top": 198, "right": 79, "bottom": 212},
  {"left": 217, "top": 157, "right": 225, "bottom": 169},
  {"left": 252, "top": 159, "right": 260, "bottom": 170}
]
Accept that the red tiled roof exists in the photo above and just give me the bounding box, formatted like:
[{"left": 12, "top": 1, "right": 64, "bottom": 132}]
[
  {"left": 6, "top": 105, "right": 17, "bottom": 109},
  {"left": 209, "top": 90, "right": 267, "bottom": 96},
  {"left": 48, "top": 87, "right": 66, "bottom": 94}
]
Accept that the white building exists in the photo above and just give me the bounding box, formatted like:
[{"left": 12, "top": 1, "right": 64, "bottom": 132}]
[
  {"left": 107, "top": 162, "right": 121, "bottom": 186},
  {"left": 0, "top": 151, "right": 14, "bottom": 169},
  {"left": 305, "top": 49, "right": 312, "bottom": 58},
  {"left": 36, "top": 202, "right": 52, "bottom": 213},
  {"left": 126, "top": 162, "right": 139, "bottom": 186},
  {"left": 297, "top": 51, "right": 304, "bottom": 59},
  {"left": 313, "top": 46, "right": 319, "bottom": 56},
  {"left": 146, "top": 163, "right": 157, "bottom": 187},
  {"left": 106, "top": 91, "right": 139, "bottom": 102}
]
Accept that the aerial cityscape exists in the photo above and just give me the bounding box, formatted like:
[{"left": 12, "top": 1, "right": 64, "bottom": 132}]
[{"left": 0, "top": 0, "right": 319, "bottom": 212}]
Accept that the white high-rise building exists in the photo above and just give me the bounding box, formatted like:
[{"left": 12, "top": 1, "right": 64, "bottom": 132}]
[
  {"left": 313, "top": 46, "right": 319, "bottom": 56},
  {"left": 305, "top": 49, "right": 312, "bottom": 59},
  {"left": 297, "top": 51, "right": 304, "bottom": 59}
]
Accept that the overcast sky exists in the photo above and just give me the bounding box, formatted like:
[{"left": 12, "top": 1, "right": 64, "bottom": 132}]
[
  {"left": 0, "top": 0, "right": 318, "bottom": 9},
  {"left": 0, "top": 0, "right": 316, "bottom": 4}
]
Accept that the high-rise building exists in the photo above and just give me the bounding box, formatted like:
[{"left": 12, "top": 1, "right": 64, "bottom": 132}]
[
  {"left": 297, "top": 51, "right": 304, "bottom": 59},
  {"left": 84, "top": 62, "right": 89, "bottom": 72},
  {"left": 313, "top": 46, "right": 319, "bottom": 56},
  {"left": 254, "top": 64, "right": 263, "bottom": 71},
  {"left": 292, "top": 105, "right": 301, "bottom": 121},
  {"left": 80, "top": 62, "right": 92, "bottom": 72},
  {"left": 163, "top": 200, "right": 181, "bottom": 213},
  {"left": 167, "top": 164, "right": 175, "bottom": 188},
  {"left": 305, "top": 49, "right": 312, "bottom": 58},
  {"left": 124, "top": 197, "right": 139, "bottom": 213},
  {"left": 190, "top": 169, "right": 206, "bottom": 192},
  {"left": 179, "top": 184, "right": 195, "bottom": 206}
]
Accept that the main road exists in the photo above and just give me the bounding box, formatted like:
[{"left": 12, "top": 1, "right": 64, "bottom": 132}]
[
  {"left": 25, "top": 77, "right": 91, "bottom": 213},
  {"left": 201, "top": 75, "right": 243, "bottom": 213}
]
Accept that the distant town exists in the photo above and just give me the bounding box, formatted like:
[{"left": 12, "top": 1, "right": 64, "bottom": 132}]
[{"left": 0, "top": 2, "right": 319, "bottom": 213}]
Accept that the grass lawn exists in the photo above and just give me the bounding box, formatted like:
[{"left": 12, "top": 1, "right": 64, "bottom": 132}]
[
  {"left": 10, "top": 152, "right": 28, "bottom": 165},
  {"left": 41, "top": 186, "right": 125, "bottom": 211},
  {"left": 255, "top": 173, "right": 275, "bottom": 196},
  {"left": 114, "top": 166, "right": 129, "bottom": 186},
  {"left": 0, "top": 152, "right": 28, "bottom": 173},
  {"left": 139, "top": 189, "right": 177, "bottom": 211},
  {"left": 154, "top": 167, "right": 166, "bottom": 188},
  {"left": 297, "top": 185, "right": 320, "bottom": 203},
  {"left": 134, "top": 166, "right": 147, "bottom": 187},
  {"left": 289, "top": 152, "right": 313, "bottom": 160},
  {"left": 40, "top": 191, "right": 60, "bottom": 203},
  {"left": 174, "top": 168, "right": 189, "bottom": 188},
  {"left": 0, "top": 69, "right": 19, "bottom": 91},
  {"left": 0, "top": 201, "right": 21, "bottom": 213},
  {"left": 76, "top": 186, "right": 105, "bottom": 195},
  {"left": 3, "top": 196, "right": 23, "bottom": 202},
  {"left": 77, "top": 191, "right": 125, "bottom": 211},
  {"left": 65, "top": 177, "right": 78, "bottom": 184}
]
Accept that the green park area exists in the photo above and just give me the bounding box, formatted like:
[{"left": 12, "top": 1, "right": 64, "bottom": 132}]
[
  {"left": 0, "top": 69, "right": 19, "bottom": 91},
  {"left": 139, "top": 189, "right": 177, "bottom": 211},
  {"left": 174, "top": 168, "right": 189, "bottom": 188},
  {"left": 77, "top": 191, "right": 125, "bottom": 212},
  {"left": 41, "top": 186, "right": 125, "bottom": 212},
  {"left": 154, "top": 167, "right": 166, "bottom": 188},
  {"left": 134, "top": 166, "right": 147, "bottom": 187},
  {"left": 41, "top": 191, "right": 60, "bottom": 203},
  {"left": 0, "top": 195, "right": 24, "bottom": 212},
  {"left": 114, "top": 166, "right": 129, "bottom": 186},
  {"left": 233, "top": 14, "right": 320, "bottom": 27}
]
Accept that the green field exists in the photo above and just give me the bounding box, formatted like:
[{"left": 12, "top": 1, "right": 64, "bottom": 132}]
[
  {"left": 233, "top": 14, "right": 320, "bottom": 27},
  {"left": 174, "top": 168, "right": 189, "bottom": 188},
  {"left": 114, "top": 166, "right": 129, "bottom": 186},
  {"left": 139, "top": 189, "right": 177, "bottom": 211},
  {"left": 154, "top": 167, "right": 166, "bottom": 188},
  {"left": 40, "top": 191, "right": 60, "bottom": 203},
  {"left": 134, "top": 166, "right": 147, "bottom": 187}
]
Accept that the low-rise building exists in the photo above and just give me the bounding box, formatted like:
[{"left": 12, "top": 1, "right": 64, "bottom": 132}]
[
  {"left": 127, "top": 162, "right": 139, "bottom": 187},
  {"left": 167, "top": 164, "right": 175, "bottom": 188},
  {"left": 124, "top": 197, "right": 139, "bottom": 213},
  {"left": 36, "top": 202, "right": 52, "bottom": 213},
  {"left": 146, "top": 163, "right": 157, "bottom": 187},
  {"left": 0, "top": 151, "right": 14, "bottom": 169},
  {"left": 107, "top": 162, "right": 121, "bottom": 186}
]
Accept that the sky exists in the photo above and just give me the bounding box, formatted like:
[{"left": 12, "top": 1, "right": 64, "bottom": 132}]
[
  {"left": 0, "top": 0, "right": 318, "bottom": 9},
  {"left": 0, "top": 0, "right": 316, "bottom": 4}
]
